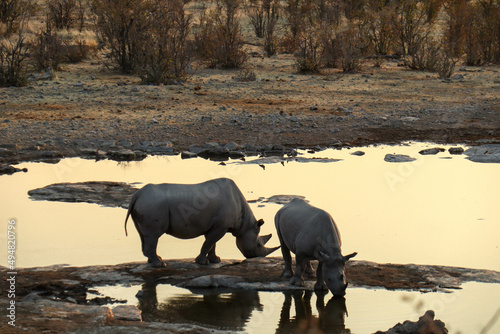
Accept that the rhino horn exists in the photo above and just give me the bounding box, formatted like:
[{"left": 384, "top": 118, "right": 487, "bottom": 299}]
[
  {"left": 258, "top": 234, "right": 272, "bottom": 245},
  {"left": 265, "top": 245, "right": 280, "bottom": 256}
]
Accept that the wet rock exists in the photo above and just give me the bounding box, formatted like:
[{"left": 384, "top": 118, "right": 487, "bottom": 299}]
[
  {"left": 0, "top": 164, "right": 27, "bottom": 175},
  {"left": 384, "top": 154, "right": 416, "bottom": 163},
  {"left": 262, "top": 195, "right": 307, "bottom": 205},
  {"left": 467, "top": 154, "right": 500, "bottom": 163},
  {"left": 419, "top": 147, "right": 445, "bottom": 155},
  {"left": 197, "top": 142, "right": 230, "bottom": 160},
  {"left": 32, "top": 150, "right": 64, "bottom": 161},
  {"left": 375, "top": 310, "right": 448, "bottom": 334},
  {"left": 351, "top": 150, "right": 365, "bottom": 156},
  {"left": 28, "top": 181, "right": 138, "bottom": 208},
  {"left": 181, "top": 151, "right": 198, "bottom": 159},
  {"left": 464, "top": 144, "right": 500, "bottom": 163},
  {"left": 188, "top": 144, "right": 206, "bottom": 154},
  {"left": 180, "top": 275, "right": 245, "bottom": 288},
  {"left": 106, "top": 149, "right": 147, "bottom": 161},
  {"left": 224, "top": 142, "right": 240, "bottom": 151},
  {"left": 0, "top": 147, "right": 14, "bottom": 157},
  {"left": 229, "top": 151, "right": 245, "bottom": 159},
  {"left": 112, "top": 305, "right": 142, "bottom": 322},
  {"left": 448, "top": 147, "right": 464, "bottom": 155}
]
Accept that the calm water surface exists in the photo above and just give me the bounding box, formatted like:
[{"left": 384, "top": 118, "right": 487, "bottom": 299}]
[{"left": 1, "top": 142, "right": 499, "bottom": 333}]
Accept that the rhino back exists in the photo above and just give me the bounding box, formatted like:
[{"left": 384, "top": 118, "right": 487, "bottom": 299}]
[
  {"left": 276, "top": 198, "right": 341, "bottom": 255},
  {"left": 132, "top": 178, "right": 251, "bottom": 238}
]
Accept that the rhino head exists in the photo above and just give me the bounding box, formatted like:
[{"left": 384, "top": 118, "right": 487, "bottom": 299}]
[
  {"left": 236, "top": 219, "right": 280, "bottom": 258},
  {"left": 318, "top": 249, "right": 357, "bottom": 297}
]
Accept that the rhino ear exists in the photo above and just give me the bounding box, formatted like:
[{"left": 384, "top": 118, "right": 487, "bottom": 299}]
[
  {"left": 257, "top": 219, "right": 264, "bottom": 227},
  {"left": 344, "top": 252, "right": 357, "bottom": 262},
  {"left": 317, "top": 250, "right": 331, "bottom": 261}
]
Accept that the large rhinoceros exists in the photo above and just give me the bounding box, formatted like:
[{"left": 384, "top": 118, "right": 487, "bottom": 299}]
[
  {"left": 125, "top": 178, "right": 279, "bottom": 267},
  {"left": 275, "top": 198, "right": 357, "bottom": 296}
]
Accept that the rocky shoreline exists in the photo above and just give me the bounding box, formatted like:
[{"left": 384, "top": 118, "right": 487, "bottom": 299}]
[
  {"left": 2, "top": 257, "right": 500, "bottom": 333},
  {"left": 2, "top": 139, "right": 500, "bottom": 177}
]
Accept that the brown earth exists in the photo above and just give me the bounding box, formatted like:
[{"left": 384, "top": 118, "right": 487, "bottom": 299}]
[{"left": 1, "top": 54, "right": 500, "bottom": 164}]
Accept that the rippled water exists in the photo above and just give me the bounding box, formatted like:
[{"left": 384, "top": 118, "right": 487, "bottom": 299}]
[{"left": 1, "top": 142, "right": 499, "bottom": 333}]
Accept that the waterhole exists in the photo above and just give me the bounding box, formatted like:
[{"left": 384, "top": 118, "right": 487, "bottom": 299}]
[{"left": 1, "top": 142, "right": 499, "bottom": 333}]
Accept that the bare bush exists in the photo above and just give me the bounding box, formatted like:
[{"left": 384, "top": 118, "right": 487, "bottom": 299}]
[
  {"left": 0, "top": 0, "right": 36, "bottom": 36},
  {"left": 29, "top": 31, "right": 64, "bottom": 71},
  {"left": 295, "top": 29, "right": 321, "bottom": 72},
  {"left": 134, "top": 0, "right": 191, "bottom": 84},
  {"left": 194, "top": 0, "right": 248, "bottom": 68},
  {"left": 359, "top": 3, "right": 397, "bottom": 55},
  {"left": 0, "top": 34, "right": 29, "bottom": 86},
  {"left": 392, "top": 0, "right": 442, "bottom": 57},
  {"left": 91, "top": 0, "right": 149, "bottom": 73},
  {"left": 46, "top": 0, "right": 86, "bottom": 31}
]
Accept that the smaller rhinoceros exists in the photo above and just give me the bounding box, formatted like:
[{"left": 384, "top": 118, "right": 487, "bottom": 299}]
[{"left": 275, "top": 198, "right": 357, "bottom": 296}]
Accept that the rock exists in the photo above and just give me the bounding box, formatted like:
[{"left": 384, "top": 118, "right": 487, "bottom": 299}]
[
  {"left": 451, "top": 74, "right": 464, "bottom": 80},
  {"left": 181, "top": 151, "right": 198, "bottom": 159},
  {"left": 229, "top": 151, "right": 245, "bottom": 159},
  {"left": 224, "top": 142, "right": 239, "bottom": 151},
  {"left": 351, "top": 150, "right": 365, "bottom": 156},
  {"left": 112, "top": 305, "right": 142, "bottom": 322},
  {"left": 375, "top": 310, "right": 448, "bottom": 334},
  {"left": 467, "top": 154, "right": 500, "bottom": 163},
  {"left": 198, "top": 142, "right": 230, "bottom": 160},
  {"left": 0, "top": 147, "right": 14, "bottom": 157},
  {"left": 28, "top": 181, "right": 138, "bottom": 208},
  {"left": 0, "top": 164, "right": 27, "bottom": 175},
  {"left": 384, "top": 154, "right": 416, "bottom": 163},
  {"left": 189, "top": 145, "right": 207, "bottom": 154},
  {"left": 264, "top": 195, "right": 307, "bottom": 205},
  {"left": 464, "top": 144, "right": 500, "bottom": 163},
  {"left": 448, "top": 147, "right": 464, "bottom": 155},
  {"left": 106, "top": 149, "right": 146, "bottom": 161},
  {"left": 419, "top": 147, "right": 445, "bottom": 155},
  {"left": 180, "top": 275, "right": 245, "bottom": 288},
  {"left": 33, "top": 150, "right": 64, "bottom": 160}
]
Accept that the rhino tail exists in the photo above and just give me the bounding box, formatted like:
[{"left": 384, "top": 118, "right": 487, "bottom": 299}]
[{"left": 124, "top": 194, "right": 138, "bottom": 237}]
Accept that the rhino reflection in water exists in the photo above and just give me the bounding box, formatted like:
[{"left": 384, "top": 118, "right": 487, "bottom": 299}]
[
  {"left": 125, "top": 178, "right": 279, "bottom": 267},
  {"left": 137, "top": 282, "right": 349, "bottom": 333},
  {"left": 137, "top": 282, "right": 262, "bottom": 331},
  {"left": 277, "top": 290, "right": 350, "bottom": 334}
]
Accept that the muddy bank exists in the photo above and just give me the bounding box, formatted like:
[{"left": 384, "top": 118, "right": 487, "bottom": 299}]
[{"left": 2, "top": 258, "right": 499, "bottom": 333}]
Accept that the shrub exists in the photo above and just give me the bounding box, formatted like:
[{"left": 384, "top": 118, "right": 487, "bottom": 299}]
[
  {"left": 0, "top": 0, "right": 36, "bottom": 36},
  {"left": 91, "top": 0, "right": 150, "bottom": 73},
  {"left": 392, "top": 0, "right": 440, "bottom": 57},
  {"left": 0, "top": 34, "right": 29, "bottom": 86},
  {"left": 295, "top": 28, "right": 322, "bottom": 72},
  {"left": 29, "top": 31, "right": 64, "bottom": 71},
  {"left": 46, "top": 0, "right": 86, "bottom": 31},
  {"left": 134, "top": 0, "right": 191, "bottom": 84},
  {"left": 359, "top": 3, "right": 397, "bottom": 55},
  {"left": 194, "top": 0, "right": 248, "bottom": 68},
  {"left": 322, "top": 24, "right": 363, "bottom": 73}
]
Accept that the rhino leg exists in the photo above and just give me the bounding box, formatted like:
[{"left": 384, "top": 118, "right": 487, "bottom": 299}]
[
  {"left": 196, "top": 227, "right": 226, "bottom": 265},
  {"left": 304, "top": 260, "right": 316, "bottom": 278},
  {"left": 290, "top": 254, "right": 306, "bottom": 286},
  {"left": 278, "top": 231, "right": 293, "bottom": 278},
  {"left": 314, "top": 261, "right": 328, "bottom": 291},
  {"left": 207, "top": 244, "right": 221, "bottom": 264},
  {"left": 142, "top": 235, "right": 165, "bottom": 268}
]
